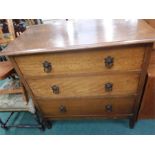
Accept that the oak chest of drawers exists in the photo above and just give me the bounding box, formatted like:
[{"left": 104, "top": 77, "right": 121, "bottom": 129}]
[{"left": 1, "top": 19, "right": 155, "bottom": 129}]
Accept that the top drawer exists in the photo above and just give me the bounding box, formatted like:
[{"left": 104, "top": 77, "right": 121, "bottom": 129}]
[{"left": 14, "top": 45, "right": 145, "bottom": 77}]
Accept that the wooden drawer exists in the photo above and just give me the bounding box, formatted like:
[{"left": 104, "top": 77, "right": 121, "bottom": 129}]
[
  {"left": 28, "top": 74, "right": 140, "bottom": 98},
  {"left": 14, "top": 45, "right": 145, "bottom": 77},
  {"left": 37, "top": 97, "right": 135, "bottom": 117}
]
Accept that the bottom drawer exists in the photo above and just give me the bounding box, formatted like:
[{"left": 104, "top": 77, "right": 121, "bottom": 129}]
[{"left": 36, "top": 97, "right": 135, "bottom": 117}]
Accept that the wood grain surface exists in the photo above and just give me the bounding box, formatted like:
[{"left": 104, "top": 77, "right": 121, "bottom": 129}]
[
  {"left": 14, "top": 45, "right": 145, "bottom": 77},
  {"left": 27, "top": 74, "right": 140, "bottom": 98},
  {"left": 37, "top": 97, "right": 135, "bottom": 117},
  {"left": 1, "top": 19, "right": 155, "bottom": 56}
]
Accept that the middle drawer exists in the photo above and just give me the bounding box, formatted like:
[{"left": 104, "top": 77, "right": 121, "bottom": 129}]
[{"left": 28, "top": 74, "right": 140, "bottom": 98}]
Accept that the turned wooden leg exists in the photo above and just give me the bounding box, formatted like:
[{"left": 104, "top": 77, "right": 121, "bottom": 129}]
[
  {"left": 129, "top": 116, "right": 136, "bottom": 129},
  {"left": 44, "top": 120, "right": 52, "bottom": 129},
  {"left": 35, "top": 108, "right": 52, "bottom": 130}
]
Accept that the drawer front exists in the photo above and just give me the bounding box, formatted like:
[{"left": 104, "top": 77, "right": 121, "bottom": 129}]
[
  {"left": 37, "top": 97, "right": 135, "bottom": 117},
  {"left": 14, "top": 46, "right": 145, "bottom": 77},
  {"left": 28, "top": 74, "right": 140, "bottom": 98}
]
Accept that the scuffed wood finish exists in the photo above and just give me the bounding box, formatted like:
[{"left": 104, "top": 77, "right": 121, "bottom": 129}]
[
  {"left": 37, "top": 97, "right": 135, "bottom": 117},
  {"left": 28, "top": 74, "right": 140, "bottom": 99},
  {"left": 1, "top": 19, "right": 155, "bottom": 56},
  {"left": 14, "top": 45, "right": 145, "bottom": 78}
]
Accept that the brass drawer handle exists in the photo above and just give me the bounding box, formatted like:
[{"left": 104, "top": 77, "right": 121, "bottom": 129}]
[
  {"left": 51, "top": 85, "right": 60, "bottom": 94},
  {"left": 59, "top": 105, "right": 67, "bottom": 113},
  {"left": 104, "top": 56, "right": 114, "bottom": 68},
  {"left": 105, "top": 82, "right": 113, "bottom": 92},
  {"left": 43, "top": 61, "right": 52, "bottom": 73},
  {"left": 105, "top": 104, "right": 113, "bottom": 112}
]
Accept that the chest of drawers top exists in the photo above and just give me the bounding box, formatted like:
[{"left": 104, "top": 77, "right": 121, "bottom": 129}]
[{"left": 1, "top": 19, "right": 155, "bottom": 56}]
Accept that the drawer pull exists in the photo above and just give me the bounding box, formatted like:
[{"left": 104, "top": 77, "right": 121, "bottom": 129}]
[
  {"left": 59, "top": 105, "right": 67, "bottom": 113},
  {"left": 105, "top": 104, "right": 113, "bottom": 112},
  {"left": 43, "top": 61, "right": 52, "bottom": 73},
  {"left": 105, "top": 83, "right": 113, "bottom": 92},
  {"left": 51, "top": 85, "right": 60, "bottom": 94},
  {"left": 104, "top": 56, "right": 114, "bottom": 68}
]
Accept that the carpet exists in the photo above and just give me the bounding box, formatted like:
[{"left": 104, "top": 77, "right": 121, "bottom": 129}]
[{"left": 0, "top": 112, "right": 155, "bottom": 135}]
